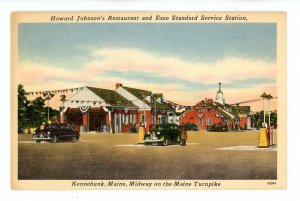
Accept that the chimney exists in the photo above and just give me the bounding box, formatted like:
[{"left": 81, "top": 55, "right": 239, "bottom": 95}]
[{"left": 116, "top": 83, "right": 122, "bottom": 89}]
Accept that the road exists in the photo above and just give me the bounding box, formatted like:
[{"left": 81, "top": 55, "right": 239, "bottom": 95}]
[{"left": 18, "top": 130, "right": 277, "bottom": 180}]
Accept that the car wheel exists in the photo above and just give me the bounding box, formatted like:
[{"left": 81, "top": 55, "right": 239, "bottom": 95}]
[
  {"left": 71, "top": 136, "right": 78, "bottom": 142},
  {"left": 36, "top": 140, "right": 41, "bottom": 143},
  {"left": 163, "top": 138, "right": 169, "bottom": 146},
  {"left": 52, "top": 135, "right": 58, "bottom": 143}
]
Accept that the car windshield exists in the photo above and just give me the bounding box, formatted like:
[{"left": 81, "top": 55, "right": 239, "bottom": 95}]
[
  {"left": 38, "top": 124, "right": 47, "bottom": 131},
  {"left": 169, "top": 125, "right": 179, "bottom": 130},
  {"left": 154, "top": 125, "right": 164, "bottom": 130}
]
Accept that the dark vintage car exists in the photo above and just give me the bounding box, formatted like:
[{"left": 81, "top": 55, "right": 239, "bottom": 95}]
[
  {"left": 206, "top": 123, "right": 228, "bottom": 132},
  {"left": 144, "top": 123, "right": 183, "bottom": 146},
  {"left": 32, "top": 123, "right": 80, "bottom": 143},
  {"left": 184, "top": 123, "right": 199, "bottom": 131},
  {"left": 18, "top": 127, "right": 25, "bottom": 134}
]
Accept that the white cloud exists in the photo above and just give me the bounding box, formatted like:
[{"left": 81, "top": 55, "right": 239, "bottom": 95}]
[
  {"left": 89, "top": 48, "right": 276, "bottom": 84},
  {"left": 17, "top": 47, "right": 277, "bottom": 111}
]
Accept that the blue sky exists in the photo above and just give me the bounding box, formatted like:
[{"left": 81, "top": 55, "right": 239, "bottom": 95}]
[{"left": 19, "top": 23, "right": 276, "bottom": 68}]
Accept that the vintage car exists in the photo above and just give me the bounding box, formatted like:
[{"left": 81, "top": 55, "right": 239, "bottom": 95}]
[
  {"left": 32, "top": 123, "right": 80, "bottom": 143},
  {"left": 206, "top": 123, "right": 228, "bottom": 132},
  {"left": 184, "top": 123, "right": 199, "bottom": 131},
  {"left": 18, "top": 127, "right": 25, "bottom": 134},
  {"left": 144, "top": 123, "right": 183, "bottom": 146}
]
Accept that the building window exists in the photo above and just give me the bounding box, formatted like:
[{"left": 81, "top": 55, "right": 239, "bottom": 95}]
[
  {"left": 130, "top": 114, "right": 136, "bottom": 125},
  {"left": 159, "top": 116, "right": 167, "bottom": 124},
  {"left": 140, "top": 114, "right": 146, "bottom": 125},
  {"left": 124, "top": 114, "right": 129, "bottom": 125},
  {"left": 122, "top": 114, "right": 125, "bottom": 124},
  {"left": 206, "top": 118, "right": 212, "bottom": 126},
  {"left": 199, "top": 118, "right": 203, "bottom": 125}
]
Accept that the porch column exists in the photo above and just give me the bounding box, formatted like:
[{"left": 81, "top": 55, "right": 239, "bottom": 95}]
[
  {"left": 87, "top": 111, "right": 90, "bottom": 132},
  {"left": 109, "top": 110, "right": 112, "bottom": 133},
  {"left": 83, "top": 113, "right": 88, "bottom": 130},
  {"left": 247, "top": 116, "right": 251, "bottom": 129}
]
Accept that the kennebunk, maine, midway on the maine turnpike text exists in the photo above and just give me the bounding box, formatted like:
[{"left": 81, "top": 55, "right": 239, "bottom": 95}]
[
  {"left": 71, "top": 180, "right": 221, "bottom": 188},
  {"left": 11, "top": 12, "right": 286, "bottom": 190}
]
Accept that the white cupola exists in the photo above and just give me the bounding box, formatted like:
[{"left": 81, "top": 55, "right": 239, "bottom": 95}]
[{"left": 215, "top": 82, "right": 225, "bottom": 105}]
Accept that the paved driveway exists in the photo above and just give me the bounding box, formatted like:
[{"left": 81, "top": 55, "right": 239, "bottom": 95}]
[{"left": 18, "top": 130, "right": 277, "bottom": 180}]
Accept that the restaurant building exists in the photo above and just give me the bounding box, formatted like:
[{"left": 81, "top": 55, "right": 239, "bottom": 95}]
[
  {"left": 61, "top": 84, "right": 175, "bottom": 133},
  {"left": 180, "top": 83, "right": 252, "bottom": 130}
]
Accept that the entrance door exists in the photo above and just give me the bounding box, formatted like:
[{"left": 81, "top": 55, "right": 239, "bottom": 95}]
[
  {"left": 89, "top": 111, "right": 105, "bottom": 131},
  {"left": 114, "top": 113, "right": 122, "bottom": 133}
]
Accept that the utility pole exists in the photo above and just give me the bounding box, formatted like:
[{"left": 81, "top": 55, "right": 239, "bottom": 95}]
[
  {"left": 143, "top": 101, "right": 146, "bottom": 128},
  {"left": 154, "top": 97, "right": 157, "bottom": 125},
  {"left": 266, "top": 94, "right": 273, "bottom": 127},
  {"left": 141, "top": 94, "right": 146, "bottom": 129},
  {"left": 152, "top": 93, "right": 162, "bottom": 125},
  {"left": 45, "top": 94, "right": 54, "bottom": 124},
  {"left": 47, "top": 98, "right": 50, "bottom": 123},
  {"left": 260, "top": 92, "right": 267, "bottom": 127},
  {"left": 60, "top": 95, "right": 66, "bottom": 123}
]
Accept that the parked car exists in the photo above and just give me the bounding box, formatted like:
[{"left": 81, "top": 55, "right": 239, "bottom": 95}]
[
  {"left": 206, "top": 123, "right": 228, "bottom": 132},
  {"left": 144, "top": 123, "right": 183, "bottom": 146},
  {"left": 32, "top": 123, "right": 80, "bottom": 143},
  {"left": 18, "top": 127, "right": 25, "bottom": 134},
  {"left": 184, "top": 123, "right": 199, "bottom": 131}
]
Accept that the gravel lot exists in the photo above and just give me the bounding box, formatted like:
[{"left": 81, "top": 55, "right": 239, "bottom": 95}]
[{"left": 18, "top": 130, "right": 277, "bottom": 180}]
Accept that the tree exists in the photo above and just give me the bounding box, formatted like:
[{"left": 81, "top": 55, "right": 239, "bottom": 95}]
[
  {"left": 28, "top": 97, "right": 46, "bottom": 127},
  {"left": 251, "top": 110, "right": 277, "bottom": 129},
  {"left": 18, "top": 84, "right": 30, "bottom": 129},
  {"left": 18, "top": 84, "right": 61, "bottom": 128}
]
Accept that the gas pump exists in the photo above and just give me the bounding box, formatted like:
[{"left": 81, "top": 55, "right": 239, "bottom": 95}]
[
  {"left": 258, "top": 93, "right": 275, "bottom": 148},
  {"left": 259, "top": 125, "right": 274, "bottom": 148},
  {"left": 259, "top": 126, "right": 269, "bottom": 147},
  {"left": 138, "top": 126, "right": 145, "bottom": 144},
  {"left": 268, "top": 126, "right": 274, "bottom": 147}
]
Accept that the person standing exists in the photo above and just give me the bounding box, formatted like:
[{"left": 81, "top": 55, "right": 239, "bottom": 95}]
[{"left": 180, "top": 123, "right": 187, "bottom": 146}]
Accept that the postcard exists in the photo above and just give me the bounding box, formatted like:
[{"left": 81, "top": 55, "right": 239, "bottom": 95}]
[{"left": 11, "top": 11, "right": 286, "bottom": 189}]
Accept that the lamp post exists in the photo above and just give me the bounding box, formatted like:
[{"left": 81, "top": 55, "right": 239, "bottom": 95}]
[
  {"left": 60, "top": 95, "right": 66, "bottom": 123},
  {"left": 260, "top": 92, "right": 268, "bottom": 127},
  {"left": 143, "top": 101, "right": 146, "bottom": 128},
  {"left": 141, "top": 94, "right": 146, "bottom": 129},
  {"left": 153, "top": 95, "right": 157, "bottom": 125},
  {"left": 45, "top": 93, "right": 54, "bottom": 124},
  {"left": 266, "top": 94, "right": 273, "bottom": 127}
]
